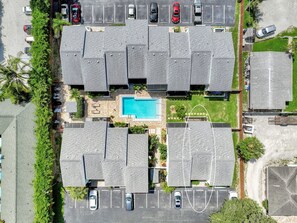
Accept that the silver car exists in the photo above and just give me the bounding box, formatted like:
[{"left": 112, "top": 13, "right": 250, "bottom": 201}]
[
  {"left": 125, "top": 193, "right": 134, "bottom": 211},
  {"left": 174, "top": 191, "right": 181, "bottom": 209},
  {"left": 89, "top": 190, "right": 98, "bottom": 211},
  {"left": 256, "top": 25, "right": 276, "bottom": 38}
]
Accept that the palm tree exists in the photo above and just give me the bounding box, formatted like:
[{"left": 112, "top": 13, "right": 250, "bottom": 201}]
[
  {"left": 52, "top": 13, "right": 70, "bottom": 39},
  {"left": 0, "top": 55, "right": 31, "bottom": 104}
]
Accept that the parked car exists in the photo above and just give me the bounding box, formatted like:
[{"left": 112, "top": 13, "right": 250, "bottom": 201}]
[
  {"left": 23, "top": 25, "right": 32, "bottom": 35},
  {"left": 24, "top": 47, "right": 31, "bottom": 56},
  {"left": 193, "top": 0, "right": 202, "bottom": 25},
  {"left": 256, "top": 25, "right": 276, "bottom": 38},
  {"left": 25, "top": 36, "right": 34, "bottom": 44},
  {"left": 61, "top": 4, "right": 69, "bottom": 21},
  {"left": 128, "top": 4, "right": 136, "bottom": 19},
  {"left": 149, "top": 2, "right": 158, "bottom": 23},
  {"left": 71, "top": 3, "right": 81, "bottom": 24},
  {"left": 125, "top": 193, "right": 134, "bottom": 211},
  {"left": 22, "top": 6, "right": 32, "bottom": 15},
  {"left": 174, "top": 191, "right": 181, "bottom": 208},
  {"left": 89, "top": 190, "right": 98, "bottom": 211},
  {"left": 53, "top": 100, "right": 62, "bottom": 106},
  {"left": 171, "top": 2, "right": 180, "bottom": 24}
]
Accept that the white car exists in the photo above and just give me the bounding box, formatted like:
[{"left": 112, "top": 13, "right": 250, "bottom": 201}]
[
  {"left": 61, "top": 4, "right": 69, "bottom": 22},
  {"left": 89, "top": 190, "right": 98, "bottom": 211},
  {"left": 256, "top": 25, "right": 276, "bottom": 38},
  {"left": 22, "top": 6, "right": 32, "bottom": 15},
  {"left": 174, "top": 191, "right": 181, "bottom": 208},
  {"left": 128, "top": 4, "right": 136, "bottom": 19}
]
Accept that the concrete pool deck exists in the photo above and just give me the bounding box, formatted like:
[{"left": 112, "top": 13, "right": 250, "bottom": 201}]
[{"left": 86, "top": 89, "right": 167, "bottom": 130}]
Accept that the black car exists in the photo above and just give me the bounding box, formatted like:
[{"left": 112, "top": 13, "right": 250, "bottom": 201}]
[
  {"left": 149, "top": 2, "right": 158, "bottom": 22},
  {"left": 24, "top": 47, "right": 31, "bottom": 56}
]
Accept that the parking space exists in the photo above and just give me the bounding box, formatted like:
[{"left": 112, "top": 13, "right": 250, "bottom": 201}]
[
  {"left": 78, "top": 0, "right": 235, "bottom": 26},
  {"left": 64, "top": 187, "right": 229, "bottom": 222}
]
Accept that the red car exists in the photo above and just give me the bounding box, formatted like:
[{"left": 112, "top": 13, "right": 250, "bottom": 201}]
[
  {"left": 71, "top": 3, "right": 81, "bottom": 24},
  {"left": 172, "top": 2, "right": 180, "bottom": 24},
  {"left": 23, "top": 25, "right": 32, "bottom": 35}
]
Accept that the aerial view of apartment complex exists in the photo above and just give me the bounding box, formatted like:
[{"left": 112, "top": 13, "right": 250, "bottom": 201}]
[{"left": 0, "top": 0, "right": 297, "bottom": 222}]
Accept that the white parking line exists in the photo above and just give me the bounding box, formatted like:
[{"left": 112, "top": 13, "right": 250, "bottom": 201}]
[
  {"left": 212, "top": 5, "right": 214, "bottom": 23},
  {"left": 114, "top": 4, "right": 116, "bottom": 22},
  {"left": 169, "top": 193, "right": 172, "bottom": 208},
  {"left": 193, "top": 190, "right": 195, "bottom": 207},
  {"left": 146, "top": 193, "right": 148, "bottom": 208},
  {"left": 125, "top": 4, "right": 127, "bottom": 20},
  {"left": 92, "top": 5, "right": 94, "bottom": 24},
  {"left": 216, "top": 190, "right": 219, "bottom": 208},
  {"left": 158, "top": 190, "right": 160, "bottom": 208},
  {"left": 168, "top": 5, "right": 171, "bottom": 24},
  {"left": 122, "top": 190, "right": 124, "bottom": 209},
  {"left": 204, "top": 190, "right": 207, "bottom": 206},
  {"left": 75, "top": 199, "right": 77, "bottom": 208},
  {"left": 103, "top": 5, "right": 105, "bottom": 23},
  {"left": 223, "top": 5, "right": 226, "bottom": 24},
  {"left": 98, "top": 190, "right": 101, "bottom": 209},
  {"left": 190, "top": 5, "right": 192, "bottom": 23},
  {"left": 110, "top": 190, "right": 112, "bottom": 208},
  {"left": 86, "top": 197, "right": 89, "bottom": 208}
]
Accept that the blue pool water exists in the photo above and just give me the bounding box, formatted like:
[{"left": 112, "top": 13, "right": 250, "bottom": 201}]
[{"left": 122, "top": 97, "right": 158, "bottom": 119}]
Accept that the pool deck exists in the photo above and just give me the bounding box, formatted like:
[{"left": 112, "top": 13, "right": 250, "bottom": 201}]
[{"left": 86, "top": 89, "right": 167, "bottom": 130}]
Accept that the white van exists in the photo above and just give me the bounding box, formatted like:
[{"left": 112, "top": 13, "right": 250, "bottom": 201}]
[
  {"left": 22, "top": 6, "right": 32, "bottom": 15},
  {"left": 128, "top": 4, "right": 136, "bottom": 19},
  {"left": 25, "top": 36, "right": 34, "bottom": 43}
]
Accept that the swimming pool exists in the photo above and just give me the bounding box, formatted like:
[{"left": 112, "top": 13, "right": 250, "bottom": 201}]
[{"left": 121, "top": 96, "right": 160, "bottom": 120}]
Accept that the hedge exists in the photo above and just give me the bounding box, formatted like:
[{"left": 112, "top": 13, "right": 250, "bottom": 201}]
[
  {"left": 74, "top": 97, "right": 84, "bottom": 119},
  {"left": 29, "top": 1, "right": 54, "bottom": 222}
]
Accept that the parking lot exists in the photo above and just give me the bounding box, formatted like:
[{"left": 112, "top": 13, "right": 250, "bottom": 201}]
[
  {"left": 79, "top": 0, "right": 235, "bottom": 26},
  {"left": 64, "top": 187, "right": 229, "bottom": 223}
]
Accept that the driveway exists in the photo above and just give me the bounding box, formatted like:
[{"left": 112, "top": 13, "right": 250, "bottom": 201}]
[
  {"left": 78, "top": 0, "right": 235, "bottom": 26},
  {"left": 246, "top": 116, "right": 297, "bottom": 205},
  {"left": 257, "top": 0, "right": 297, "bottom": 35},
  {"left": 0, "top": 0, "right": 31, "bottom": 62},
  {"left": 64, "top": 187, "right": 230, "bottom": 223}
]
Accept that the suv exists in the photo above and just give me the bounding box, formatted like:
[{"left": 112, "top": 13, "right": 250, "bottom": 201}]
[
  {"left": 193, "top": 0, "right": 202, "bottom": 25},
  {"left": 125, "top": 193, "right": 134, "bottom": 211},
  {"left": 22, "top": 6, "right": 32, "bottom": 15},
  {"left": 61, "top": 4, "right": 69, "bottom": 22},
  {"left": 149, "top": 2, "right": 158, "bottom": 23},
  {"left": 256, "top": 25, "right": 276, "bottom": 38},
  {"left": 128, "top": 4, "right": 136, "bottom": 19},
  {"left": 71, "top": 3, "right": 81, "bottom": 24},
  {"left": 89, "top": 190, "right": 98, "bottom": 211},
  {"left": 174, "top": 191, "right": 181, "bottom": 209}
]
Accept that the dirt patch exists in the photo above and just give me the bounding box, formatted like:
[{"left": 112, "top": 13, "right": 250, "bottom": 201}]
[{"left": 170, "top": 105, "right": 176, "bottom": 114}]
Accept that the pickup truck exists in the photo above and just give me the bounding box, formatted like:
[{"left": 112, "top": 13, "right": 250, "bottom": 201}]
[{"left": 193, "top": 0, "right": 202, "bottom": 25}]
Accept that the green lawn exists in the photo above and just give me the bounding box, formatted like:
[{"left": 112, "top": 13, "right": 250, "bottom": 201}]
[
  {"left": 253, "top": 38, "right": 288, "bottom": 52},
  {"left": 232, "top": 132, "right": 239, "bottom": 189},
  {"left": 167, "top": 94, "right": 238, "bottom": 127},
  {"left": 278, "top": 27, "right": 297, "bottom": 37},
  {"left": 231, "top": 1, "right": 239, "bottom": 90}
]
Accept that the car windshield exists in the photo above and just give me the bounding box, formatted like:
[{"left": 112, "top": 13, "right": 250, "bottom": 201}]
[
  {"left": 126, "top": 197, "right": 131, "bottom": 202},
  {"left": 262, "top": 28, "right": 267, "bottom": 34}
]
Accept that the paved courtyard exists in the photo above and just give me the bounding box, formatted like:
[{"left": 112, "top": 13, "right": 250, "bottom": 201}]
[
  {"left": 64, "top": 187, "right": 229, "bottom": 223},
  {"left": 257, "top": 0, "right": 297, "bottom": 35},
  {"left": 78, "top": 0, "right": 235, "bottom": 26},
  {"left": 246, "top": 116, "right": 297, "bottom": 205}
]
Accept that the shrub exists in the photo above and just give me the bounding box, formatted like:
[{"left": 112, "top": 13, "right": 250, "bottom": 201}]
[
  {"left": 210, "top": 198, "right": 276, "bottom": 223},
  {"left": 74, "top": 97, "right": 84, "bottom": 119},
  {"left": 161, "top": 129, "right": 167, "bottom": 143},
  {"left": 160, "top": 182, "right": 175, "bottom": 193},
  {"left": 262, "top": 199, "right": 268, "bottom": 213},
  {"left": 149, "top": 135, "right": 159, "bottom": 152},
  {"left": 191, "top": 180, "right": 200, "bottom": 185},
  {"left": 87, "top": 92, "right": 104, "bottom": 99},
  {"left": 159, "top": 143, "right": 167, "bottom": 161},
  {"left": 114, "top": 122, "right": 128, "bottom": 127},
  {"left": 70, "top": 88, "right": 80, "bottom": 100},
  {"left": 237, "top": 136, "right": 265, "bottom": 162},
  {"left": 66, "top": 187, "right": 88, "bottom": 200},
  {"left": 175, "top": 105, "right": 186, "bottom": 119},
  {"left": 129, "top": 125, "right": 148, "bottom": 134},
  {"left": 133, "top": 84, "right": 147, "bottom": 92}
]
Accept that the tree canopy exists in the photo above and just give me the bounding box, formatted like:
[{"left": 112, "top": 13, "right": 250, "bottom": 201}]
[
  {"left": 236, "top": 136, "right": 265, "bottom": 162},
  {"left": 210, "top": 198, "right": 276, "bottom": 223}
]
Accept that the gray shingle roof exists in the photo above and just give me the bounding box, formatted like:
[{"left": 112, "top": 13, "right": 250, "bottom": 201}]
[
  {"left": 81, "top": 58, "right": 108, "bottom": 91},
  {"left": 147, "top": 52, "right": 168, "bottom": 85},
  {"left": 127, "top": 45, "right": 147, "bottom": 79},
  {"left": 168, "top": 58, "right": 191, "bottom": 91},
  {"left": 60, "top": 121, "right": 148, "bottom": 193},
  {"left": 167, "top": 121, "right": 235, "bottom": 187},
  {"left": 0, "top": 100, "right": 35, "bottom": 223},
  {"left": 249, "top": 52, "right": 292, "bottom": 110},
  {"left": 267, "top": 167, "right": 297, "bottom": 216},
  {"left": 170, "top": 32, "right": 190, "bottom": 58},
  {"left": 106, "top": 52, "right": 128, "bottom": 85},
  {"left": 60, "top": 25, "right": 86, "bottom": 52},
  {"left": 60, "top": 22, "right": 234, "bottom": 91},
  {"left": 191, "top": 51, "right": 212, "bottom": 85}
]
